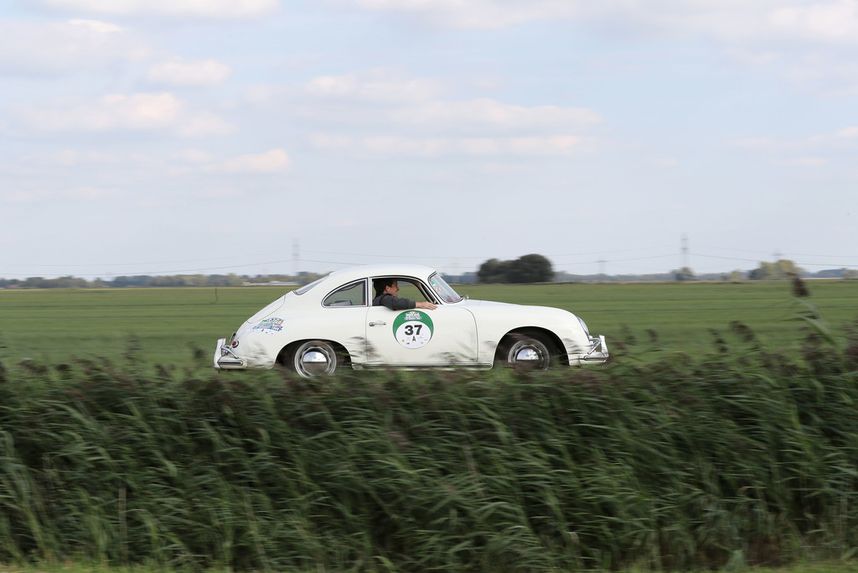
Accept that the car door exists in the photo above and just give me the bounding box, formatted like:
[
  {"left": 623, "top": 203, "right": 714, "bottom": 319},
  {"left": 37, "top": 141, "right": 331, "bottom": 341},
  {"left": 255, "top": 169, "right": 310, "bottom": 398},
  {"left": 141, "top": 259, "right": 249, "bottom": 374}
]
[
  {"left": 317, "top": 279, "right": 370, "bottom": 364},
  {"left": 365, "top": 279, "right": 478, "bottom": 366}
]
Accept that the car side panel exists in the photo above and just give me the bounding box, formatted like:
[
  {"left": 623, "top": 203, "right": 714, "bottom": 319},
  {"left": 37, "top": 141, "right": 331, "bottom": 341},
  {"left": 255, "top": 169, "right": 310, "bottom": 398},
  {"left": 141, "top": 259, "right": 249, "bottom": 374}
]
[
  {"left": 275, "top": 307, "right": 368, "bottom": 364},
  {"left": 234, "top": 307, "right": 368, "bottom": 368},
  {"left": 365, "top": 305, "right": 478, "bottom": 366}
]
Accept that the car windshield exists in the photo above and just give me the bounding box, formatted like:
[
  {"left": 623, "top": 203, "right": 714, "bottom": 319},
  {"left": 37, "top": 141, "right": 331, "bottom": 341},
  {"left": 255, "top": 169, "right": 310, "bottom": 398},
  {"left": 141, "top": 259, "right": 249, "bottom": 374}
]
[{"left": 428, "top": 272, "right": 463, "bottom": 303}]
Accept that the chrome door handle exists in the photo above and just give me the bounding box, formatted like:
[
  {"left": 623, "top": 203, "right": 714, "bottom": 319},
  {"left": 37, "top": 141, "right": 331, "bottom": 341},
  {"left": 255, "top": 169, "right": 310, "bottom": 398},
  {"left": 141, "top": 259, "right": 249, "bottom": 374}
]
[{"left": 368, "top": 321, "right": 387, "bottom": 327}]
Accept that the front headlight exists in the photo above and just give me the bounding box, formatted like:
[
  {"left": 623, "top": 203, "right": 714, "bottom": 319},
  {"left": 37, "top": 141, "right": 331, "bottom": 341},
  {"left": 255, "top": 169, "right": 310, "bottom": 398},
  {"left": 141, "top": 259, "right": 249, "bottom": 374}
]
[{"left": 576, "top": 316, "right": 590, "bottom": 336}]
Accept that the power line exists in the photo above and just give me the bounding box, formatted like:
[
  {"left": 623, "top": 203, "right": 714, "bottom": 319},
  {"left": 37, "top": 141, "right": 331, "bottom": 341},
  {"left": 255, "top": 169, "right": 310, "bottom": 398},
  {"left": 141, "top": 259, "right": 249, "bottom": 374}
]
[
  {"left": 552, "top": 254, "right": 678, "bottom": 265},
  {"left": 692, "top": 252, "right": 858, "bottom": 268},
  {"left": 1, "top": 245, "right": 681, "bottom": 269},
  {"left": 695, "top": 245, "right": 858, "bottom": 262}
]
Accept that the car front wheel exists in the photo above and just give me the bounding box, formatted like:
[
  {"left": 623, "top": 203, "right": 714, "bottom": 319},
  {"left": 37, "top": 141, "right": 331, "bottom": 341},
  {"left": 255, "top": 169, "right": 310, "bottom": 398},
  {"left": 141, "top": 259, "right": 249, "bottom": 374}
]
[
  {"left": 288, "top": 340, "right": 338, "bottom": 377},
  {"left": 500, "top": 333, "right": 553, "bottom": 371}
]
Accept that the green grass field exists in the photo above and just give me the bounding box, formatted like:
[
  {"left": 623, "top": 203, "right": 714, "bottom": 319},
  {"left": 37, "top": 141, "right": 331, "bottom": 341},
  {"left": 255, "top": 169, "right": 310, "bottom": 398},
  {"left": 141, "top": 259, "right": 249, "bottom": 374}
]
[{"left": 1, "top": 280, "right": 857, "bottom": 366}]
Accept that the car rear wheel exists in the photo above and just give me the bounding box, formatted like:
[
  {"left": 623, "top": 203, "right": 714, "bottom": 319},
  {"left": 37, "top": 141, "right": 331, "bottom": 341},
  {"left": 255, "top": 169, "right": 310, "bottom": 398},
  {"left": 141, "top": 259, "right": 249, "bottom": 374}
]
[
  {"left": 500, "top": 333, "right": 553, "bottom": 371},
  {"left": 289, "top": 340, "right": 338, "bottom": 377}
]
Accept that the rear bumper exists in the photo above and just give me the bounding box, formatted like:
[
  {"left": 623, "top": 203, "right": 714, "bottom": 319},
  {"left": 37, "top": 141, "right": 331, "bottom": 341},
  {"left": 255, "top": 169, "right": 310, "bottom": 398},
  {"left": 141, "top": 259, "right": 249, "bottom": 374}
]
[
  {"left": 213, "top": 337, "right": 247, "bottom": 370},
  {"left": 575, "top": 335, "right": 609, "bottom": 364}
]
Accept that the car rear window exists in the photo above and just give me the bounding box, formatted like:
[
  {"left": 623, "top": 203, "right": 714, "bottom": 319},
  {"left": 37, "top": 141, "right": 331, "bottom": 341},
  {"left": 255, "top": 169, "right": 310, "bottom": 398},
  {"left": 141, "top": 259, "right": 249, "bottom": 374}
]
[{"left": 323, "top": 280, "right": 366, "bottom": 307}]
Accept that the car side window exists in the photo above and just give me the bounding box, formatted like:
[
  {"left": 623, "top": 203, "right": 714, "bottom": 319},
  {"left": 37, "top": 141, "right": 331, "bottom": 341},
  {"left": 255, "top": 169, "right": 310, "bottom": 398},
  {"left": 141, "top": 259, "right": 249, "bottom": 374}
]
[
  {"left": 323, "top": 280, "right": 366, "bottom": 307},
  {"left": 395, "top": 280, "right": 431, "bottom": 303}
]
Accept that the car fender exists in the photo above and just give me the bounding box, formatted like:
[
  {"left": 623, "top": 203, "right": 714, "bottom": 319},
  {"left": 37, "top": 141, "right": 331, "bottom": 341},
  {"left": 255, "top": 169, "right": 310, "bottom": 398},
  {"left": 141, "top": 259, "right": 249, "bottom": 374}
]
[{"left": 462, "top": 300, "right": 590, "bottom": 362}]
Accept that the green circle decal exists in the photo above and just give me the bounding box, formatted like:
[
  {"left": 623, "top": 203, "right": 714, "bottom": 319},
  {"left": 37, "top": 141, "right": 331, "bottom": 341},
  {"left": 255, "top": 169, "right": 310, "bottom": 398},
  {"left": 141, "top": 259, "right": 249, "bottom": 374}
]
[{"left": 392, "top": 310, "right": 434, "bottom": 349}]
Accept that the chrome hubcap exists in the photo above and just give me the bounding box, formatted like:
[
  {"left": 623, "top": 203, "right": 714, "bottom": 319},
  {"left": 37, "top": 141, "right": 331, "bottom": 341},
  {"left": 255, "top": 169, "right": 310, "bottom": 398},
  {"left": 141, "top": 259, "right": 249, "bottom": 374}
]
[
  {"left": 295, "top": 343, "right": 336, "bottom": 377},
  {"left": 514, "top": 347, "right": 542, "bottom": 362},
  {"left": 507, "top": 339, "right": 550, "bottom": 370}
]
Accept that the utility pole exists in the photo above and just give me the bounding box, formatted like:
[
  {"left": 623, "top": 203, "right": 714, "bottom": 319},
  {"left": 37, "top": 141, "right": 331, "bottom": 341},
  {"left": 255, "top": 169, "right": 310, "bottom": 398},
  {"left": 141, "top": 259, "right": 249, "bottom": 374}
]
[
  {"left": 597, "top": 259, "right": 606, "bottom": 277},
  {"left": 681, "top": 233, "right": 689, "bottom": 269},
  {"left": 292, "top": 238, "right": 300, "bottom": 276}
]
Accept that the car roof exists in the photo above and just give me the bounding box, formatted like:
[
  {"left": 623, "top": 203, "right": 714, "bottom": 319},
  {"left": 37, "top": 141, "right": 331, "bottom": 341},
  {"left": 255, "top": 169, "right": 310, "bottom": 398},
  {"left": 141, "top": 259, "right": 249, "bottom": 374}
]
[{"left": 324, "top": 264, "right": 437, "bottom": 285}]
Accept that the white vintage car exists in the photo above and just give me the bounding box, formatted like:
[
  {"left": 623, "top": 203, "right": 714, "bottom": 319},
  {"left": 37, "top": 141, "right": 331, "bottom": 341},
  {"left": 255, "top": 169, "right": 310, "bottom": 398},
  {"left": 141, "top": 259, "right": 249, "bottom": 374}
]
[{"left": 213, "top": 264, "right": 608, "bottom": 376}]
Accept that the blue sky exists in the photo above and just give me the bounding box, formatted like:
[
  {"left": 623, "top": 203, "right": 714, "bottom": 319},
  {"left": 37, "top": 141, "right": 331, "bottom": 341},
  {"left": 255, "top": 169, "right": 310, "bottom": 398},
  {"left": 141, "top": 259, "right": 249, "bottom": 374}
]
[{"left": 2, "top": 0, "right": 857, "bottom": 279}]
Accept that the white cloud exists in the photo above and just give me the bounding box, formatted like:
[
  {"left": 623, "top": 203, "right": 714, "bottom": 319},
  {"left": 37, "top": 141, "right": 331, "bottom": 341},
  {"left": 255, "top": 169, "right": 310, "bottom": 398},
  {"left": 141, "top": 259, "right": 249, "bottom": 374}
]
[
  {"left": 0, "top": 18, "right": 146, "bottom": 74},
  {"left": 219, "top": 149, "right": 290, "bottom": 173},
  {"left": 165, "top": 148, "right": 290, "bottom": 176},
  {"left": 26, "top": 93, "right": 181, "bottom": 131},
  {"left": 148, "top": 58, "right": 232, "bottom": 87},
  {"left": 395, "top": 98, "right": 601, "bottom": 131},
  {"left": 0, "top": 149, "right": 159, "bottom": 183},
  {"left": 307, "top": 133, "right": 353, "bottom": 149},
  {"left": 351, "top": 0, "right": 858, "bottom": 47},
  {"left": 353, "top": 0, "right": 576, "bottom": 29},
  {"left": 310, "top": 133, "right": 583, "bottom": 156},
  {"left": 733, "top": 125, "right": 858, "bottom": 167},
  {"left": 43, "top": 0, "right": 279, "bottom": 19},
  {"left": 68, "top": 18, "right": 122, "bottom": 34},
  {"left": 653, "top": 156, "right": 680, "bottom": 168},
  {"left": 246, "top": 71, "right": 442, "bottom": 109},
  {"left": 734, "top": 136, "right": 789, "bottom": 152},
  {"left": 305, "top": 71, "right": 442, "bottom": 103},
  {"left": 789, "top": 156, "right": 829, "bottom": 167},
  {"left": 773, "top": 52, "right": 858, "bottom": 96},
  {"left": 769, "top": 1, "right": 858, "bottom": 44},
  {"left": 298, "top": 73, "right": 600, "bottom": 135},
  {"left": 64, "top": 186, "right": 119, "bottom": 200},
  {"left": 173, "top": 149, "right": 214, "bottom": 164},
  {"left": 19, "top": 92, "right": 232, "bottom": 137},
  {"left": 347, "top": 1, "right": 858, "bottom": 95},
  {"left": 298, "top": 72, "right": 599, "bottom": 157},
  {"left": 835, "top": 126, "right": 858, "bottom": 139},
  {"left": 1, "top": 185, "right": 120, "bottom": 204},
  {"left": 50, "top": 149, "right": 149, "bottom": 166},
  {"left": 174, "top": 112, "right": 234, "bottom": 137}
]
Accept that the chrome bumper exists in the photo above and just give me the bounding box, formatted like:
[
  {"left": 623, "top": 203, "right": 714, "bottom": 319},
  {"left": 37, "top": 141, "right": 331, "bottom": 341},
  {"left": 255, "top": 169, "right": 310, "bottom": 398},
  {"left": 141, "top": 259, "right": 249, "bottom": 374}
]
[
  {"left": 579, "top": 335, "right": 609, "bottom": 364},
  {"left": 213, "top": 337, "right": 246, "bottom": 370}
]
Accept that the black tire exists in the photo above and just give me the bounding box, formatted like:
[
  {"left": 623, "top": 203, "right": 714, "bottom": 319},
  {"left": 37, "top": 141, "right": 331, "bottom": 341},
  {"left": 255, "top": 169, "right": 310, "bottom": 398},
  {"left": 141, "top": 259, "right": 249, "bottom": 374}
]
[
  {"left": 498, "top": 332, "right": 554, "bottom": 371},
  {"left": 288, "top": 340, "right": 338, "bottom": 378}
]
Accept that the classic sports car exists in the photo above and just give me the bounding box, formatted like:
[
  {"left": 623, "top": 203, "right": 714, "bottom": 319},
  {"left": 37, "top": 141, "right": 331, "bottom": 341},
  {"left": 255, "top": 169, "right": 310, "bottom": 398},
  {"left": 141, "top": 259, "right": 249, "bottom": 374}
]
[{"left": 213, "top": 264, "right": 608, "bottom": 376}]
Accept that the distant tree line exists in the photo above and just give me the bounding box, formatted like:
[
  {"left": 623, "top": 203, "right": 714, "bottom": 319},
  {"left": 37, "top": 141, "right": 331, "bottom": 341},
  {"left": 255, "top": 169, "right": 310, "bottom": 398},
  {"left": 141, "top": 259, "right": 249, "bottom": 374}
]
[
  {"left": 477, "top": 254, "right": 554, "bottom": 283},
  {"left": 2, "top": 258, "right": 856, "bottom": 288},
  {"left": 748, "top": 259, "right": 803, "bottom": 280},
  {"left": 669, "top": 260, "right": 858, "bottom": 282},
  {"left": 0, "top": 272, "right": 326, "bottom": 289}
]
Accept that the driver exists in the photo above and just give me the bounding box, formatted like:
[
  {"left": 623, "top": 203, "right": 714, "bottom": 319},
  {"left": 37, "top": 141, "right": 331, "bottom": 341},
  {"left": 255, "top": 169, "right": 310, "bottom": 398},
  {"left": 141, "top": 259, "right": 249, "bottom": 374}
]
[{"left": 372, "top": 278, "right": 437, "bottom": 311}]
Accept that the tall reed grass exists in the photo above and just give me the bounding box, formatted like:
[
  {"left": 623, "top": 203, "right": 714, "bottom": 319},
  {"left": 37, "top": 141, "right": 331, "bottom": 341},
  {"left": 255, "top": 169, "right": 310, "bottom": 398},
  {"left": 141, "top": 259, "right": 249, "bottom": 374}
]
[{"left": 0, "top": 316, "right": 856, "bottom": 572}]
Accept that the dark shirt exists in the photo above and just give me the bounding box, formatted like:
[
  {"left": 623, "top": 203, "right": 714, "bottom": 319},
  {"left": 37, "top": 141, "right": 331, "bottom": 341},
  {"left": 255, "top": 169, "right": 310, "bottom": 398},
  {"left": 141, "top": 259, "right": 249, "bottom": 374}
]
[{"left": 372, "top": 293, "right": 416, "bottom": 310}]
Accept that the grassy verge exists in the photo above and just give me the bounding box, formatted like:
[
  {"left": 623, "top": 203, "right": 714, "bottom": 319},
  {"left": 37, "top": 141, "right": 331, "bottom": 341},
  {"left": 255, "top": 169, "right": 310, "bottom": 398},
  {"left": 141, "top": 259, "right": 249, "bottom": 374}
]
[
  {"left": 1, "top": 316, "right": 857, "bottom": 572},
  {"left": 0, "top": 559, "right": 856, "bottom": 573}
]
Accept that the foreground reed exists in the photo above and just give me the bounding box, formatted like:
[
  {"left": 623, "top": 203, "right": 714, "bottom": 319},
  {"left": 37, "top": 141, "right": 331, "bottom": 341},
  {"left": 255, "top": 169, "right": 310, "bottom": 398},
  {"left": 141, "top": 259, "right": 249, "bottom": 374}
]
[{"left": 0, "top": 318, "right": 856, "bottom": 572}]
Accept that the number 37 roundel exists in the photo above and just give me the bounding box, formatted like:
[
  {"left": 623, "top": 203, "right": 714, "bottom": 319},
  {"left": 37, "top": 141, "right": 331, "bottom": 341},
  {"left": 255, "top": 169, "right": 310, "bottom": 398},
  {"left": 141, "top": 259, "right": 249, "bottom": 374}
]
[{"left": 392, "top": 310, "right": 434, "bottom": 349}]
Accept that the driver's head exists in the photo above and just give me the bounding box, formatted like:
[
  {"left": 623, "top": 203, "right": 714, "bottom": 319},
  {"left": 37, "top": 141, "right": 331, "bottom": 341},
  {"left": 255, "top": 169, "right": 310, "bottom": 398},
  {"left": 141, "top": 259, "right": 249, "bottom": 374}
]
[{"left": 374, "top": 278, "right": 398, "bottom": 297}]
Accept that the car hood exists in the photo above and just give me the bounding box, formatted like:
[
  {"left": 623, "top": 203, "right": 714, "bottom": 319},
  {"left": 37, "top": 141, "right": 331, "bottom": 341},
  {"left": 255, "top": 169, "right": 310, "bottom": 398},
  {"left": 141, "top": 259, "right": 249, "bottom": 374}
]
[
  {"left": 460, "top": 299, "right": 516, "bottom": 309},
  {"left": 461, "top": 298, "right": 576, "bottom": 318}
]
